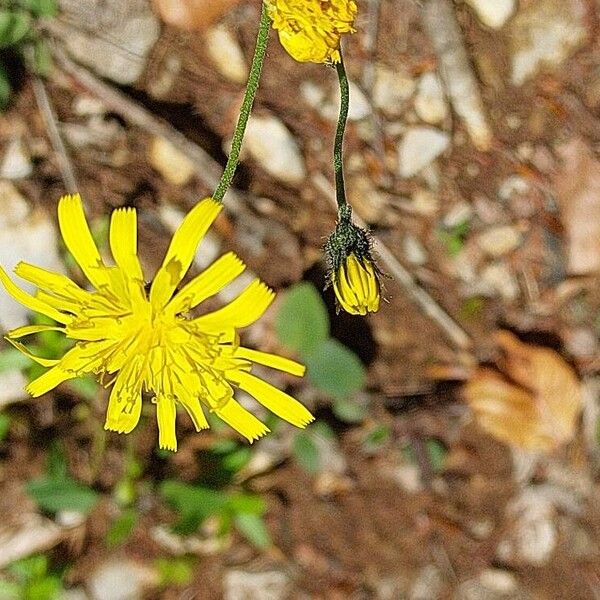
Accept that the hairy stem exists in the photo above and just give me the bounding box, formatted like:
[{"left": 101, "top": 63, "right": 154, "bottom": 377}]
[
  {"left": 334, "top": 53, "right": 350, "bottom": 211},
  {"left": 213, "top": 3, "right": 270, "bottom": 202}
]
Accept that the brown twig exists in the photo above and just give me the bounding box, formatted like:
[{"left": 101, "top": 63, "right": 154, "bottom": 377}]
[{"left": 31, "top": 75, "right": 78, "bottom": 193}]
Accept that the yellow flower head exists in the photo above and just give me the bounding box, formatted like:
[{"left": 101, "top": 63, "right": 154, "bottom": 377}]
[
  {"left": 325, "top": 205, "right": 381, "bottom": 316},
  {"left": 333, "top": 253, "right": 380, "bottom": 316},
  {"left": 266, "top": 0, "right": 357, "bottom": 64},
  {"left": 0, "top": 194, "right": 313, "bottom": 451}
]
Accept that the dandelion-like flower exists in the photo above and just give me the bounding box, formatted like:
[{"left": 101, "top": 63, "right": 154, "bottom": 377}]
[
  {"left": 266, "top": 0, "right": 357, "bottom": 64},
  {"left": 325, "top": 205, "right": 381, "bottom": 316},
  {"left": 333, "top": 254, "right": 380, "bottom": 316},
  {"left": 0, "top": 194, "right": 313, "bottom": 451}
]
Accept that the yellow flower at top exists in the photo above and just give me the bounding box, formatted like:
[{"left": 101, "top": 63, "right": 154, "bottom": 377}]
[
  {"left": 333, "top": 253, "right": 380, "bottom": 316},
  {"left": 0, "top": 194, "right": 313, "bottom": 451},
  {"left": 266, "top": 0, "right": 358, "bottom": 64}
]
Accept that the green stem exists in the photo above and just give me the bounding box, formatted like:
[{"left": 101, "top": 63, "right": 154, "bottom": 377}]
[
  {"left": 334, "top": 53, "right": 350, "bottom": 212},
  {"left": 213, "top": 3, "right": 270, "bottom": 203}
]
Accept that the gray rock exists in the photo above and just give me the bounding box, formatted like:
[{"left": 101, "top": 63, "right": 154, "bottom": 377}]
[
  {"left": 88, "top": 559, "right": 157, "bottom": 600},
  {"left": 410, "top": 565, "right": 444, "bottom": 600},
  {"left": 414, "top": 72, "right": 448, "bottom": 125},
  {"left": 54, "top": 0, "right": 160, "bottom": 85},
  {"left": 373, "top": 64, "right": 416, "bottom": 117},
  {"left": 224, "top": 570, "right": 291, "bottom": 600},
  {"left": 0, "top": 138, "right": 32, "bottom": 179},
  {"left": 206, "top": 25, "right": 247, "bottom": 84},
  {"left": 398, "top": 127, "right": 450, "bottom": 178},
  {"left": 403, "top": 234, "right": 428, "bottom": 266},
  {"left": 510, "top": 0, "right": 587, "bottom": 85},
  {"left": 244, "top": 115, "right": 306, "bottom": 185},
  {"left": 465, "top": 0, "right": 515, "bottom": 29},
  {"left": 477, "top": 225, "right": 522, "bottom": 257}
]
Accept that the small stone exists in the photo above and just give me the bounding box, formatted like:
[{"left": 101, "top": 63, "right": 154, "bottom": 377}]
[
  {"left": 411, "top": 189, "right": 439, "bottom": 215},
  {"left": 63, "top": 588, "right": 89, "bottom": 600},
  {"left": 224, "top": 570, "right": 291, "bottom": 600},
  {"left": 88, "top": 559, "right": 157, "bottom": 600},
  {"left": 443, "top": 201, "right": 473, "bottom": 228},
  {"left": 391, "top": 463, "right": 424, "bottom": 493},
  {"left": 563, "top": 327, "right": 598, "bottom": 358},
  {"left": 497, "top": 175, "right": 531, "bottom": 201},
  {"left": 347, "top": 176, "right": 387, "bottom": 223},
  {"left": 479, "top": 569, "right": 519, "bottom": 594},
  {"left": 414, "top": 72, "right": 448, "bottom": 124},
  {"left": 398, "top": 127, "right": 450, "bottom": 178},
  {"left": 480, "top": 262, "right": 519, "bottom": 300},
  {"left": 0, "top": 138, "right": 32, "bottom": 179},
  {"left": 373, "top": 64, "right": 416, "bottom": 117},
  {"left": 466, "top": 0, "right": 515, "bottom": 29},
  {"left": 149, "top": 137, "right": 196, "bottom": 186},
  {"left": 477, "top": 225, "right": 522, "bottom": 257},
  {"left": 510, "top": 0, "right": 587, "bottom": 85},
  {"left": 0, "top": 370, "right": 28, "bottom": 408},
  {"left": 73, "top": 95, "right": 107, "bottom": 116},
  {"left": 403, "top": 234, "right": 428, "bottom": 265},
  {"left": 244, "top": 115, "right": 306, "bottom": 185},
  {"left": 410, "top": 565, "right": 444, "bottom": 600},
  {"left": 205, "top": 25, "right": 247, "bottom": 84}
]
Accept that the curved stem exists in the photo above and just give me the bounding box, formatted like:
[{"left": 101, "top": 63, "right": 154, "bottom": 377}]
[
  {"left": 334, "top": 52, "right": 350, "bottom": 212},
  {"left": 213, "top": 3, "right": 270, "bottom": 202}
]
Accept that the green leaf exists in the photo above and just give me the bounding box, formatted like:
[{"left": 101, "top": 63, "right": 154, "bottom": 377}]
[
  {"left": 22, "top": 0, "right": 58, "bottom": 17},
  {"left": 68, "top": 376, "right": 99, "bottom": 401},
  {"left": 8, "top": 555, "right": 48, "bottom": 580},
  {"left": 26, "top": 477, "right": 99, "bottom": 514},
  {"left": 33, "top": 39, "right": 53, "bottom": 76},
  {"left": 275, "top": 283, "right": 329, "bottom": 355},
  {"left": 226, "top": 493, "right": 265, "bottom": 516},
  {"left": 361, "top": 424, "right": 391, "bottom": 453},
  {"left": 23, "top": 575, "right": 61, "bottom": 600},
  {"left": 106, "top": 509, "right": 138, "bottom": 548},
  {"left": 426, "top": 438, "right": 447, "bottom": 473},
  {"left": 221, "top": 447, "right": 251, "bottom": 472},
  {"left": 293, "top": 431, "right": 320, "bottom": 474},
  {"left": 46, "top": 442, "right": 67, "bottom": 481},
  {"left": 155, "top": 558, "right": 194, "bottom": 587},
  {"left": 305, "top": 338, "right": 365, "bottom": 400},
  {"left": 333, "top": 397, "right": 367, "bottom": 423},
  {"left": 0, "top": 11, "right": 31, "bottom": 47},
  {"left": 234, "top": 513, "right": 271, "bottom": 548},
  {"left": 160, "top": 481, "right": 226, "bottom": 535},
  {"left": 0, "top": 579, "right": 20, "bottom": 599},
  {"left": 0, "top": 64, "right": 10, "bottom": 110}
]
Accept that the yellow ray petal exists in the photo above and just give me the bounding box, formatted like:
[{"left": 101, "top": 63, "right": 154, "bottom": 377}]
[
  {"left": 150, "top": 198, "right": 222, "bottom": 309},
  {"left": 6, "top": 324, "right": 65, "bottom": 339},
  {"left": 5, "top": 338, "right": 60, "bottom": 367},
  {"left": 235, "top": 347, "right": 305, "bottom": 377},
  {"left": 155, "top": 395, "right": 177, "bottom": 451},
  {"left": 14, "top": 262, "right": 89, "bottom": 302},
  {"left": 109, "top": 207, "right": 144, "bottom": 281},
  {"left": 0, "top": 266, "right": 72, "bottom": 324},
  {"left": 191, "top": 280, "right": 274, "bottom": 332},
  {"left": 175, "top": 382, "right": 209, "bottom": 431},
  {"left": 104, "top": 359, "right": 143, "bottom": 434},
  {"left": 231, "top": 371, "right": 313, "bottom": 428},
  {"left": 57, "top": 194, "right": 111, "bottom": 289},
  {"left": 212, "top": 398, "right": 270, "bottom": 442},
  {"left": 36, "top": 290, "right": 81, "bottom": 314},
  {"left": 166, "top": 251, "right": 245, "bottom": 316}
]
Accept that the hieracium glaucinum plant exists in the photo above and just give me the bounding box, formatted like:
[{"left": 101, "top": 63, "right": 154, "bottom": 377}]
[
  {"left": 0, "top": 195, "right": 313, "bottom": 451},
  {"left": 0, "top": 1, "right": 382, "bottom": 451}
]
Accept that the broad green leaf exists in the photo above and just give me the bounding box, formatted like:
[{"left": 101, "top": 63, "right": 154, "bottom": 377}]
[
  {"left": 0, "top": 11, "right": 31, "bottom": 47},
  {"left": 275, "top": 283, "right": 329, "bottom": 355},
  {"left": 155, "top": 558, "right": 193, "bottom": 587},
  {"left": 221, "top": 447, "right": 251, "bottom": 472},
  {"left": 106, "top": 509, "right": 138, "bottom": 548},
  {"left": 160, "top": 481, "right": 226, "bottom": 535},
  {"left": 333, "top": 397, "right": 367, "bottom": 423},
  {"left": 23, "top": 575, "right": 61, "bottom": 600},
  {"left": 234, "top": 513, "right": 271, "bottom": 548},
  {"left": 26, "top": 477, "right": 99, "bottom": 514},
  {"left": 8, "top": 555, "right": 48, "bottom": 580},
  {"left": 0, "top": 579, "right": 20, "bottom": 598},
  {"left": 226, "top": 493, "right": 265, "bottom": 515},
  {"left": 293, "top": 431, "right": 320, "bottom": 474},
  {"left": 22, "top": 0, "right": 58, "bottom": 17},
  {"left": 305, "top": 338, "right": 365, "bottom": 400}
]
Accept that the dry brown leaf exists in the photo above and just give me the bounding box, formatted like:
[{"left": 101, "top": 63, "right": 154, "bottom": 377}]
[
  {"left": 463, "top": 331, "right": 582, "bottom": 451},
  {"left": 152, "top": 0, "right": 244, "bottom": 31},
  {"left": 554, "top": 137, "right": 600, "bottom": 275}
]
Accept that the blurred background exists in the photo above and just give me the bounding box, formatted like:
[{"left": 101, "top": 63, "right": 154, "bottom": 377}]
[{"left": 0, "top": 0, "right": 600, "bottom": 598}]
